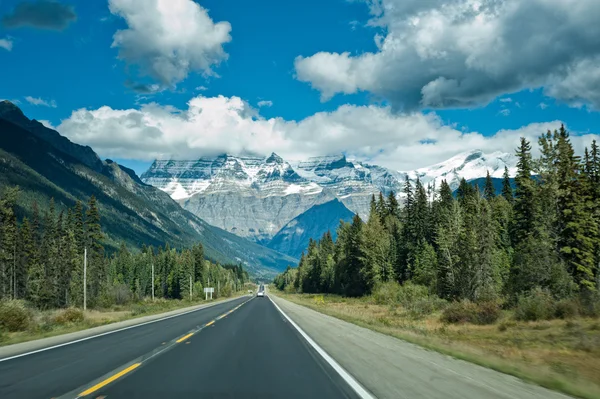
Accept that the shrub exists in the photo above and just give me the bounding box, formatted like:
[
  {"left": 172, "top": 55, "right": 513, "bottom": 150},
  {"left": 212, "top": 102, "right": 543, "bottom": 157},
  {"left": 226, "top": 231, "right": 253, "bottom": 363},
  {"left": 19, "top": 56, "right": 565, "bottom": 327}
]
[
  {"left": 54, "top": 308, "right": 85, "bottom": 325},
  {"left": 373, "top": 281, "right": 402, "bottom": 304},
  {"left": 441, "top": 300, "right": 501, "bottom": 325},
  {"left": 396, "top": 282, "right": 430, "bottom": 306},
  {"left": 514, "top": 288, "right": 555, "bottom": 321},
  {"left": 0, "top": 300, "right": 32, "bottom": 332},
  {"left": 476, "top": 301, "right": 503, "bottom": 324},
  {"left": 441, "top": 300, "right": 478, "bottom": 324},
  {"left": 406, "top": 297, "right": 448, "bottom": 319},
  {"left": 554, "top": 298, "right": 579, "bottom": 319},
  {"left": 131, "top": 304, "right": 150, "bottom": 316},
  {"left": 579, "top": 290, "right": 600, "bottom": 318}
]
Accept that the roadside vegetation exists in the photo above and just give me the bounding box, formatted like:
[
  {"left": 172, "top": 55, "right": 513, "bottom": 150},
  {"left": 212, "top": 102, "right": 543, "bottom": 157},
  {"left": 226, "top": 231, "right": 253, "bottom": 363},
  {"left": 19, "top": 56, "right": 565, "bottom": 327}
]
[
  {"left": 278, "top": 289, "right": 600, "bottom": 399},
  {"left": 274, "top": 128, "right": 600, "bottom": 398},
  {"left": 0, "top": 190, "right": 251, "bottom": 346}
]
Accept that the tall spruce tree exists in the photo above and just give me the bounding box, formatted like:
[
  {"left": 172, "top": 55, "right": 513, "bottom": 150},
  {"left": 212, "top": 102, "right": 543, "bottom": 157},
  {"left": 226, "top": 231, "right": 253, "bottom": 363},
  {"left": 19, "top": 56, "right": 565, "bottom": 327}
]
[
  {"left": 556, "top": 126, "right": 597, "bottom": 290},
  {"left": 484, "top": 170, "right": 495, "bottom": 199},
  {"left": 85, "top": 195, "right": 105, "bottom": 303},
  {"left": 501, "top": 166, "right": 513, "bottom": 203}
]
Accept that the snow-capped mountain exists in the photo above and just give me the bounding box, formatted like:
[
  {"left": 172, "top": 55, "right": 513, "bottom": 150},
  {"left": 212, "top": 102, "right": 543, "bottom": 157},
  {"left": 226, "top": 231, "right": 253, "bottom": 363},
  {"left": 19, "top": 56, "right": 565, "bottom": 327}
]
[
  {"left": 407, "top": 150, "right": 517, "bottom": 192},
  {"left": 141, "top": 150, "right": 516, "bottom": 242}
]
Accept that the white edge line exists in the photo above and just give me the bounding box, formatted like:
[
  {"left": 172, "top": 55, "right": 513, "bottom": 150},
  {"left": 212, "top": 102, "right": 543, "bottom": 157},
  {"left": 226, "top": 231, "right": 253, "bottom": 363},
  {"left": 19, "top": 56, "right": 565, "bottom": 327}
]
[
  {"left": 269, "top": 296, "right": 376, "bottom": 399},
  {"left": 0, "top": 295, "right": 250, "bottom": 363}
]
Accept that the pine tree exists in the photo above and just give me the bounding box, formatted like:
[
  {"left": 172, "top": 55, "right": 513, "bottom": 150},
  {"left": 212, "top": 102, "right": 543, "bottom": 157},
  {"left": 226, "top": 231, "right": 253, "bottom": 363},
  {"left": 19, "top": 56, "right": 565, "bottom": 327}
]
[
  {"left": 376, "top": 192, "right": 387, "bottom": 222},
  {"left": 386, "top": 191, "right": 400, "bottom": 220},
  {"left": 436, "top": 200, "right": 462, "bottom": 299},
  {"left": 337, "top": 215, "right": 366, "bottom": 296},
  {"left": 0, "top": 187, "right": 19, "bottom": 299},
  {"left": 360, "top": 199, "right": 392, "bottom": 292},
  {"left": 556, "top": 127, "right": 597, "bottom": 290},
  {"left": 319, "top": 231, "right": 335, "bottom": 293},
  {"left": 439, "top": 180, "right": 453, "bottom": 210},
  {"left": 512, "top": 137, "right": 536, "bottom": 244},
  {"left": 85, "top": 195, "right": 105, "bottom": 303},
  {"left": 192, "top": 243, "right": 205, "bottom": 285},
  {"left": 484, "top": 170, "right": 495, "bottom": 199},
  {"left": 413, "top": 178, "right": 429, "bottom": 245},
  {"left": 501, "top": 166, "right": 513, "bottom": 203},
  {"left": 16, "top": 217, "right": 34, "bottom": 299}
]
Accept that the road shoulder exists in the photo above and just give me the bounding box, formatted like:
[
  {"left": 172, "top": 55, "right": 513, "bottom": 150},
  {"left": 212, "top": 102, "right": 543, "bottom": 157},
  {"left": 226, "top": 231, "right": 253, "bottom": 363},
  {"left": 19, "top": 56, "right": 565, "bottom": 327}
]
[{"left": 270, "top": 293, "right": 572, "bottom": 399}]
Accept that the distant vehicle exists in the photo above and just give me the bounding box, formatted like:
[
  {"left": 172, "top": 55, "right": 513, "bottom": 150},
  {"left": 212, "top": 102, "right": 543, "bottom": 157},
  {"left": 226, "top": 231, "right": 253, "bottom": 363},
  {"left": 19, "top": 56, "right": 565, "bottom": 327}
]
[{"left": 257, "top": 284, "right": 265, "bottom": 297}]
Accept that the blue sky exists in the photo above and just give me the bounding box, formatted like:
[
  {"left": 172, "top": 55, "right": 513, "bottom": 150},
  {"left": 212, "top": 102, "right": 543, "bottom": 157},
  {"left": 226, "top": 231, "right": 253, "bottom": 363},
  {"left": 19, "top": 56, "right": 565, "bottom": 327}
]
[{"left": 1, "top": 0, "right": 600, "bottom": 175}]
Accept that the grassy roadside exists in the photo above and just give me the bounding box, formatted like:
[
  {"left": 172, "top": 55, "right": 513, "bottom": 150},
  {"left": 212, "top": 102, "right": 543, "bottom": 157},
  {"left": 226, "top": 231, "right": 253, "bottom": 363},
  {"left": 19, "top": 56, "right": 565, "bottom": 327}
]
[
  {"left": 0, "top": 292, "right": 248, "bottom": 347},
  {"left": 276, "top": 291, "right": 600, "bottom": 399}
]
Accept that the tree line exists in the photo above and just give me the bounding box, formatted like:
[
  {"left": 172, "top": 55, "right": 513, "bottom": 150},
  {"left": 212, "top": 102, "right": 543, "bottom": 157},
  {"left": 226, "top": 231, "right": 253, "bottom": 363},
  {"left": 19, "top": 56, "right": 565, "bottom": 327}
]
[
  {"left": 0, "top": 190, "right": 248, "bottom": 309},
  {"left": 275, "top": 127, "right": 600, "bottom": 304}
]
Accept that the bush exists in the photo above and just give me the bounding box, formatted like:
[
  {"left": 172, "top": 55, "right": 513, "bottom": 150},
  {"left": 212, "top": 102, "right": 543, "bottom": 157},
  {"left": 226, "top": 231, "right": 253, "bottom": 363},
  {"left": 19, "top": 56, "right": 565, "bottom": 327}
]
[
  {"left": 406, "top": 297, "right": 448, "bottom": 318},
  {"left": 0, "top": 300, "right": 32, "bottom": 332},
  {"left": 514, "top": 288, "right": 555, "bottom": 321},
  {"left": 397, "top": 282, "right": 430, "bottom": 306},
  {"left": 373, "top": 281, "right": 402, "bottom": 304},
  {"left": 441, "top": 300, "right": 501, "bottom": 325},
  {"left": 554, "top": 298, "right": 579, "bottom": 319},
  {"left": 54, "top": 308, "right": 85, "bottom": 325},
  {"left": 442, "top": 300, "right": 478, "bottom": 324},
  {"left": 579, "top": 290, "right": 600, "bottom": 318}
]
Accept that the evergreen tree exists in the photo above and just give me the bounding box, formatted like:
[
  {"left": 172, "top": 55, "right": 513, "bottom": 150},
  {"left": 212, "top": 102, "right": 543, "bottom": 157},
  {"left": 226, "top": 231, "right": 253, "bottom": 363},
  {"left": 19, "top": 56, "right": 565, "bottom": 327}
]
[
  {"left": 484, "top": 170, "right": 495, "bottom": 199},
  {"left": 386, "top": 191, "right": 400, "bottom": 220},
  {"left": 556, "top": 126, "right": 597, "bottom": 290},
  {"left": 338, "top": 215, "right": 366, "bottom": 296},
  {"left": 85, "top": 195, "right": 105, "bottom": 303},
  {"left": 439, "top": 180, "right": 453, "bottom": 210},
  {"left": 360, "top": 199, "right": 392, "bottom": 292},
  {"left": 436, "top": 200, "right": 462, "bottom": 299},
  {"left": 512, "top": 137, "right": 536, "bottom": 244},
  {"left": 376, "top": 192, "right": 387, "bottom": 222},
  {"left": 16, "top": 217, "right": 34, "bottom": 299},
  {"left": 501, "top": 166, "right": 513, "bottom": 203}
]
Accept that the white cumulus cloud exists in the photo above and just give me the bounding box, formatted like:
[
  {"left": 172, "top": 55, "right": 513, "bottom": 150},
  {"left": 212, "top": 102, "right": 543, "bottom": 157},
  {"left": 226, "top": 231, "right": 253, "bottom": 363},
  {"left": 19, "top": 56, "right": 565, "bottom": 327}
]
[
  {"left": 109, "top": 0, "right": 232, "bottom": 88},
  {"left": 56, "top": 95, "right": 599, "bottom": 171},
  {"left": 294, "top": 0, "right": 600, "bottom": 110}
]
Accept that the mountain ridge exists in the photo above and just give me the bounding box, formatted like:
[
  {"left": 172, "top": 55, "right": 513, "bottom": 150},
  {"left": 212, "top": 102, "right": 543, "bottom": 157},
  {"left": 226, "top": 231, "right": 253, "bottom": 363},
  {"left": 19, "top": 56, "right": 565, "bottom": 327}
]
[{"left": 141, "top": 149, "right": 517, "bottom": 242}]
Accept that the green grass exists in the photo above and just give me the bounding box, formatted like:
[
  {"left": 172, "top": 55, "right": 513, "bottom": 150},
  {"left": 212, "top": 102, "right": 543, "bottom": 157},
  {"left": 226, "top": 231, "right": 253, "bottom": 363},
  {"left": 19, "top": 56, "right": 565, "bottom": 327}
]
[{"left": 277, "top": 292, "right": 600, "bottom": 399}]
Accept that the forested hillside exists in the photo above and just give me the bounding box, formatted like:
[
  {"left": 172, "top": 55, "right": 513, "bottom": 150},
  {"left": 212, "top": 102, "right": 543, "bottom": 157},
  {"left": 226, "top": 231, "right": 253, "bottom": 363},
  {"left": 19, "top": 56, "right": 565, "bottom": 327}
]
[
  {"left": 275, "top": 127, "right": 600, "bottom": 310},
  {"left": 0, "top": 190, "right": 248, "bottom": 309}
]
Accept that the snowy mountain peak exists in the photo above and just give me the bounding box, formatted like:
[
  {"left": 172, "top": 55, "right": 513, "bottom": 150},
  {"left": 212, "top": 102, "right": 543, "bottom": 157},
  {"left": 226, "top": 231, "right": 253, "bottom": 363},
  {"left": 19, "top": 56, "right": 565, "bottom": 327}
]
[{"left": 407, "top": 149, "right": 517, "bottom": 190}]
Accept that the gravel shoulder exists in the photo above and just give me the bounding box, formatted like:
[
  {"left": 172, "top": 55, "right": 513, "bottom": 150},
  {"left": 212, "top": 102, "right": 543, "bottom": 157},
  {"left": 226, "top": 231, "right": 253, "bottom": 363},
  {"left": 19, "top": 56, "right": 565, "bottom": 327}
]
[{"left": 270, "top": 293, "right": 573, "bottom": 399}]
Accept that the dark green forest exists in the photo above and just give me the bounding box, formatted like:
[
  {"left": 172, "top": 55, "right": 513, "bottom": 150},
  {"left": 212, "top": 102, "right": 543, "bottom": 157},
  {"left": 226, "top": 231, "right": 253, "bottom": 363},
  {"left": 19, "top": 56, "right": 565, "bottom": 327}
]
[
  {"left": 275, "top": 127, "right": 600, "bottom": 309},
  {"left": 0, "top": 191, "right": 248, "bottom": 309}
]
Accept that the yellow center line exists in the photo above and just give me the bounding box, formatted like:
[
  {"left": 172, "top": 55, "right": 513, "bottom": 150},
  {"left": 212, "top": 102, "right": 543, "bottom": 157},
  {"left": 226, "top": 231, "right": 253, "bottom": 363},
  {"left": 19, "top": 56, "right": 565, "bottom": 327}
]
[
  {"left": 206, "top": 320, "right": 215, "bottom": 327},
  {"left": 79, "top": 363, "right": 141, "bottom": 397},
  {"left": 176, "top": 333, "right": 194, "bottom": 343}
]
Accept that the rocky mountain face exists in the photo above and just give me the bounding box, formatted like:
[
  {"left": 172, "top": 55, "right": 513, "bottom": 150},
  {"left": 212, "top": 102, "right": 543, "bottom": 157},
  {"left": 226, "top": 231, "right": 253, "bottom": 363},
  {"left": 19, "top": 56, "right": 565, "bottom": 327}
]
[
  {"left": 267, "top": 199, "right": 355, "bottom": 259},
  {"left": 0, "top": 101, "right": 296, "bottom": 277},
  {"left": 142, "top": 150, "right": 517, "bottom": 243}
]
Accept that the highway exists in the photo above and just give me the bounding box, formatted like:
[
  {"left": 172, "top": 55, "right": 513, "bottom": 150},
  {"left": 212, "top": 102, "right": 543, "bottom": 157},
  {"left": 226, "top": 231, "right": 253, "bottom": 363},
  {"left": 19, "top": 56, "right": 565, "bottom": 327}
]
[{"left": 0, "top": 295, "right": 361, "bottom": 399}]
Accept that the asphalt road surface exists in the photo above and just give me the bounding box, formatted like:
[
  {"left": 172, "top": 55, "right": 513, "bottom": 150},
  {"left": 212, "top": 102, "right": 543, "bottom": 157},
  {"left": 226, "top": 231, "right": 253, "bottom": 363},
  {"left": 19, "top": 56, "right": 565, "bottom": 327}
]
[{"left": 0, "top": 295, "right": 361, "bottom": 399}]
